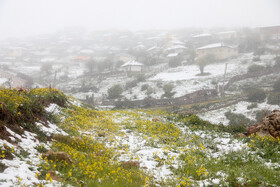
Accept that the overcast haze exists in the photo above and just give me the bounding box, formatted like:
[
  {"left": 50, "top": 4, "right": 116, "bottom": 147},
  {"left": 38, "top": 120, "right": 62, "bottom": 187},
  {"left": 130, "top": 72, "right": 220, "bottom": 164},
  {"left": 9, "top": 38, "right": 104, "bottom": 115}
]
[{"left": 0, "top": 0, "right": 279, "bottom": 39}]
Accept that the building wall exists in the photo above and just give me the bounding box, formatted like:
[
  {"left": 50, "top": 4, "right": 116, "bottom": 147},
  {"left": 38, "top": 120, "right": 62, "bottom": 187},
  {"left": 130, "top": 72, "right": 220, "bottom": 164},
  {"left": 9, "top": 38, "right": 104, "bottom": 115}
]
[
  {"left": 217, "top": 33, "right": 236, "bottom": 40},
  {"left": 197, "top": 47, "right": 237, "bottom": 60},
  {"left": 259, "top": 26, "right": 280, "bottom": 40},
  {"left": 120, "top": 65, "right": 142, "bottom": 72},
  {"left": 8, "top": 48, "right": 23, "bottom": 57}
]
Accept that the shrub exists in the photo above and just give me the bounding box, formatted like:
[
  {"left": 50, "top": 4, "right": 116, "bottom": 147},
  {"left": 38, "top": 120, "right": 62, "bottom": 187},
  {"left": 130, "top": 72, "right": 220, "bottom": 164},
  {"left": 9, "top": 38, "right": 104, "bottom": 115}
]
[
  {"left": 255, "top": 109, "right": 271, "bottom": 123},
  {"left": 247, "top": 103, "right": 258, "bottom": 110},
  {"left": 247, "top": 64, "right": 264, "bottom": 73},
  {"left": 156, "top": 81, "right": 163, "bottom": 88},
  {"left": 225, "top": 111, "right": 253, "bottom": 127},
  {"left": 211, "top": 79, "right": 217, "bottom": 85},
  {"left": 114, "top": 99, "right": 135, "bottom": 109},
  {"left": 267, "top": 92, "right": 280, "bottom": 105},
  {"left": 107, "top": 85, "right": 123, "bottom": 99},
  {"left": 135, "top": 74, "right": 146, "bottom": 82},
  {"left": 168, "top": 58, "right": 181, "bottom": 68},
  {"left": 162, "top": 83, "right": 175, "bottom": 98},
  {"left": 244, "top": 87, "right": 266, "bottom": 103},
  {"left": 141, "top": 84, "right": 149, "bottom": 91},
  {"left": 0, "top": 88, "right": 66, "bottom": 141},
  {"left": 125, "top": 75, "right": 146, "bottom": 90},
  {"left": 125, "top": 80, "right": 138, "bottom": 90},
  {"left": 146, "top": 87, "right": 153, "bottom": 95},
  {"left": 177, "top": 113, "right": 247, "bottom": 134},
  {"left": 142, "top": 97, "right": 154, "bottom": 108},
  {"left": 252, "top": 56, "right": 261, "bottom": 62},
  {"left": 253, "top": 48, "right": 265, "bottom": 56}
]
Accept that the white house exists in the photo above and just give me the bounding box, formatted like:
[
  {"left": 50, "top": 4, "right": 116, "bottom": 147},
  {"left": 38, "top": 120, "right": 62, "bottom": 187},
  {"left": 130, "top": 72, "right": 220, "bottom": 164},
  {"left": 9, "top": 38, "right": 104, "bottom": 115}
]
[
  {"left": 191, "top": 33, "right": 212, "bottom": 43},
  {"left": 216, "top": 31, "right": 237, "bottom": 41},
  {"left": 196, "top": 43, "right": 237, "bottom": 60},
  {"left": 165, "top": 37, "right": 187, "bottom": 54},
  {"left": 119, "top": 60, "right": 144, "bottom": 72}
]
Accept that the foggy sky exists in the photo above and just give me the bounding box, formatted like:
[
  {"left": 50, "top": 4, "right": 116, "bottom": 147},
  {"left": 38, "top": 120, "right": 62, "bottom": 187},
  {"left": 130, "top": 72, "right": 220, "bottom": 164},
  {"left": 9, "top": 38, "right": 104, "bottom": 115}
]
[{"left": 0, "top": 0, "right": 279, "bottom": 39}]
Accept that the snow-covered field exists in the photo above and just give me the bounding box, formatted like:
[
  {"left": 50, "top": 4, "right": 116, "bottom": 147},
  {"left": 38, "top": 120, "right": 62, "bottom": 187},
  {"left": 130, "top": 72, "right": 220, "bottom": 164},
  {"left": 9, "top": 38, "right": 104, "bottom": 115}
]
[
  {"left": 0, "top": 52, "right": 277, "bottom": 103},
  {"left": 198, "top": 101, "right": 279, "bottom": 125}
]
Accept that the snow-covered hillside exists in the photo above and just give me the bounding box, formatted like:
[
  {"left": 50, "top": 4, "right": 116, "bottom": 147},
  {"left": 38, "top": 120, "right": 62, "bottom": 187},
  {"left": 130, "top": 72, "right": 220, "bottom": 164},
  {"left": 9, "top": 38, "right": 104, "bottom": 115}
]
[{"left": 1, "top": 88, "right": 280, "bottom": 186}]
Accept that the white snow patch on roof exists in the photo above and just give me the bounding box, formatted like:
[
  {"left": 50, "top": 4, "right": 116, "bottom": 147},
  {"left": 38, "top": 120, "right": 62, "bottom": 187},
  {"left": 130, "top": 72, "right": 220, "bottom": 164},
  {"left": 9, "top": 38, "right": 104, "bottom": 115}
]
[
  {"left": 217, "top": 31, "right": 236, "bottom": 35},
  {"left": 192, "top": 33, "right": 212, "bottom": 38},
  {"left": 167, "top": 53, "right": 178, "bottom": 57},
  {"left": 147, "top": 46, "right": 158, "bottom": 51},
  {"left": 120, "top": 60, "right": 144, "bottom": 67},
  {"left": 166, "top": 45, "right": 186, "bottom": 50},
  {"left": 197, "top": 43, "right": 226, "bottom": 50},
  {"left": 40, "top": 57, "right": 56, "bottom": 63},
  {"left": 171, "top": 40, "right": 185, "bottom": 45}
]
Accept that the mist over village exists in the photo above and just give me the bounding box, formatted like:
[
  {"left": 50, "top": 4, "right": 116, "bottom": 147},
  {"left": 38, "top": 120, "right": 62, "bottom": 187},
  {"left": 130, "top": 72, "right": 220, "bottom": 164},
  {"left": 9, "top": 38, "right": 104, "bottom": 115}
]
[{"left": 0, "top": 0, "right": 280, "bottom": 186}]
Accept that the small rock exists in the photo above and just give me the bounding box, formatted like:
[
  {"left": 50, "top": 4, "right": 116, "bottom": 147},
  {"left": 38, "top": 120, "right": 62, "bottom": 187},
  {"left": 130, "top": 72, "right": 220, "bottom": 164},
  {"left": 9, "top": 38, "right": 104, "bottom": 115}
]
[
  {"left": 246, "top": 110, "right": 280, "bottom": 139},
  {"left": 152, "top": 118, "right": 160, "bottom": 122},
  {"left": 246, "top": 125, "right": 258, "bottom": 135},
  {"left": 121, "top": 161, "right": 140, "bottom": 169},
  {"left": 42, "top": 150, "right": 73, "bottom": 163},
  {"left": 98, "top": 132, "right": 105, "bottom": 137},
  {"left": 47, "top": 170, "right": 63, "bottom": 181}
]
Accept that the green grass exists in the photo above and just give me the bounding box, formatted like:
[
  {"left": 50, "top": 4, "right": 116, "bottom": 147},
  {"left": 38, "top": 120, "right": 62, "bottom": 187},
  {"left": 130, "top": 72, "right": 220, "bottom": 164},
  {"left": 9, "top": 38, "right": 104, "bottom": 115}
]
[
  {"left": 168, "top": 113, "right": 280, "bottom": 186},
  {"left": 2, "top": 88, "right": 280, "bottom": 187}
]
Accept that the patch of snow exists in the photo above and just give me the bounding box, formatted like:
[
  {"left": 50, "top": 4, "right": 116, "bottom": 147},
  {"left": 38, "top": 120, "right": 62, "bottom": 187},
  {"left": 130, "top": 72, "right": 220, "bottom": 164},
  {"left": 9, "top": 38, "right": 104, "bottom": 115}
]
[
  {"left": 45, "top": 103, "right": 60, "bottom": 115},
  {"left": 167, "top": 53, "right": 178, "bottom": 57},
  {"left": 35, "top": 122, "right": 68, "bottom": 136},
  {"left": 199, "top": 101, "right": 279, "bottom": 125},
  {"left": 150, "top": 63, "right": 237, "bottom": 81},
  {"left": 0, "top": 129, "right": 56, "bottom": 187}
]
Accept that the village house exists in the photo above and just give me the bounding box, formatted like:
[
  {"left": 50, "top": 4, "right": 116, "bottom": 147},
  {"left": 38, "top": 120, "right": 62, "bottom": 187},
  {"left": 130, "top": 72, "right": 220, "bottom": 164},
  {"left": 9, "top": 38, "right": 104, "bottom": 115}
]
[
  {"left": 3, "top": 47, "right": 26, "bottom": 61},
  {"left": 119, "top": 60, "right": 144, "bottom": 72},
  {"left": 216, "top": 31, "right": 237, "bottom": 41},
  {"left": 191, "top": 33, "right": 213, "bottom": 46},
  {"left": 113, "top": 53, "right": 135, "bottom": 63},
  {"left": 164, "top": 36, "right": 187, "bottom": 54},
  {"left": 71, "top": 56, "right": 90, "bottom": 67},
  {"left": 257, "top": 25, "right": 280, "bottom": 40},
  {"left": 196, "top": 43, "right": 237, "bottom": 60}
]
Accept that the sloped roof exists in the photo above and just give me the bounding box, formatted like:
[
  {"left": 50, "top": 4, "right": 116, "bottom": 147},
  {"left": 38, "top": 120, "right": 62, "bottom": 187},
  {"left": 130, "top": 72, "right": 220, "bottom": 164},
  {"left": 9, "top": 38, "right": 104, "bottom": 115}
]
[
  {"left": 120, "top": 60, "right": 144, "bottom": 67},
  {"left": 192, "top": 33, "right": 212, "bottom": 38},
  {"left": 166, "top": 45, "right": 186, "bottom": 50},
  {"left": 217, "top": 31, "right": 236, "bottom": 35},
  {"left": 196, "top": 43, "right": 234, "bottom": 50},
  {"left": 167, "top": 53, "right": 178, "bottom": 57}
]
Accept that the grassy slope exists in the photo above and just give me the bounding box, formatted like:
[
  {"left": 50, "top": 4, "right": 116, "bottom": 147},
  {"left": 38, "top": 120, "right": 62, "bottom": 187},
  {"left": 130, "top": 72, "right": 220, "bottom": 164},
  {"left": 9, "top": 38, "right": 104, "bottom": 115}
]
[{"left": 1, "top": 88, "right": 280, "bottom": 187}]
